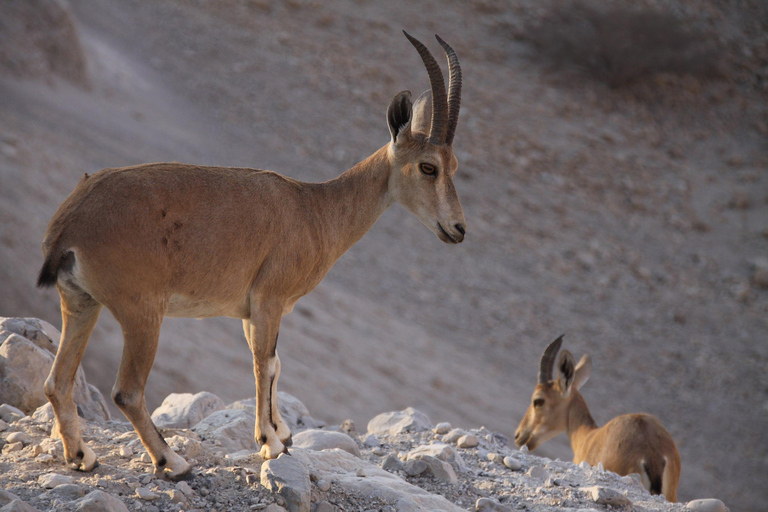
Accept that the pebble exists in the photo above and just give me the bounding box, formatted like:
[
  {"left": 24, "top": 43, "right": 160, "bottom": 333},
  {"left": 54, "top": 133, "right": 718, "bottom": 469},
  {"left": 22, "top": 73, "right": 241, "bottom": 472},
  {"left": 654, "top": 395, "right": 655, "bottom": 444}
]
[
  {"left": 486, "top": 452, "right": 503, "bottom": 464},
  {"left": 39, "top": 472, "right": 74, "bottom": 488},
  {"left": 169, "top": 489, "right": 187, "bottom": 504},
  {"left": 140, "top": 452, "right": 152, "bottom": 463},
  {"left": 476, "top": 497, "right": 513, "bottom": 512},
  {"left": 314, "top": 501, "right": 334, "bottom": 512},
  {"left": 371, "top": 446, "right": 385, "bottom": 456},
  {"left": 29, "top": 444, "right": 42, "bottom": 457},
  {"left": 141, "top": 474, "right": 155, "bottom": 485},
  {"left": 5, "top": 432, "right": 29, "bottom": 445},
  {"left": 381, "top": 454, "right": 403, "bottom": 472},
  {"left": 502, "top": 456, "right": 522, "bottom": 471},
  {"left": 2, "top": 441, "right": 23, "bottom": 453},
  {"left": 457, "top": 434, "right": 479, "bottom": 448},
  {"left": 362, "top": 434, "right": 380, "bottom": 447},
  {"left": 316, "top": 479, "right": 331, "bottom": 492},
  {"left": 404, "top": 459, "right": 428, "bottom": 476},
  {"left": 47, "top": 483, "right": 85, "bottom": 500},
  {"left": 442, "top": 429, "right": 466, "bottom": 444},
  {"left": 136, "top": 487, "right": 159, "bottom": 500},
  {"left": 36, "top": 453, "right": 55, "bottom": 463},
  {"left": 686, "top": 498, "right": 728, "bottom": 512},
  {"left": 176, "top": 480, "right": 194, "bottom": 496},
  {"left": 584, "top": 485, "right": 632, "bottom": 507},
  {"left": 118, "top": 445, "right": 133, "bottom": 458},
  {"left": 434, "top": 422, "right": 452, "bottom": 435},
  {"left": 0, "top": 420, "right": 7, "bottom": 432},
  {"left": 527, "top": 466, "right": 549, "bottom": 481},
  {"left": 246, "top": 474, "right": 259, "bottom": 485}
]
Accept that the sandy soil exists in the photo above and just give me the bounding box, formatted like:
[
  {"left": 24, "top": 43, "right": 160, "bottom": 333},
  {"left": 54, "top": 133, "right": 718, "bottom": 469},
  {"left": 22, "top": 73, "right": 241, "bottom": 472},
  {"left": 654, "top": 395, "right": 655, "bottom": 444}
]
[{"left": 0, "top": 0, "right": 766, "bottom": 510}]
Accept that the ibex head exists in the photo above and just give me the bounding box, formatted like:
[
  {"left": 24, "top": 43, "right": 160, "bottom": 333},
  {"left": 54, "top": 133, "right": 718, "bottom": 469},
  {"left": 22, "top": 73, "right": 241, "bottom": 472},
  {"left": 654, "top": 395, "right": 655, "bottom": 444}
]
[
  {"left": 386, "top": 32, "right": 466, "bottom": 244},
  {"left": 515, "top": 335, "right": 593, "bottom": 450}
]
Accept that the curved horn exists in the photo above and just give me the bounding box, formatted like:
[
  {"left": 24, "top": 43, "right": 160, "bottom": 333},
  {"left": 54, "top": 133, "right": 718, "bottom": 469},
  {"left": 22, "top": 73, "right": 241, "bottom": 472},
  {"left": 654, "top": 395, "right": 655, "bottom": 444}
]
[
  {"left": 435, "top": 35, "right": 462, "bottom": 146},
  {"left": 538, "top": 335, "right": 564, "bottom": 384},
  {"left": 403, "top": 31, "right": 448, "bottom": 145}
]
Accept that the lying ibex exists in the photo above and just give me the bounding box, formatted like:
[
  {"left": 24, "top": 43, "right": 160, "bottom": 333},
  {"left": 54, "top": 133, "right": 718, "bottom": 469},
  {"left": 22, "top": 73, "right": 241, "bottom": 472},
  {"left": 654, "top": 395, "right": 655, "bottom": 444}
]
[
  {"left": 515, "top": 336, "right": 681, "bottom": 502},
  {"left": 37, "top": 32, "right": 466, "bottom": 479}
]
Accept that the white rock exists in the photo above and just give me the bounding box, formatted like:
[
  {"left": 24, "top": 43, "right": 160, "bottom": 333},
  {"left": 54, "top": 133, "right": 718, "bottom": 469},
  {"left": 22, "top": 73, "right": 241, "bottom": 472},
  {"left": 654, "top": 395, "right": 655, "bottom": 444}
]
[
  {"left": 151, "top": 392, "right": 225, "bottom": 429},
  {"left": 261, "top": 453, "right": 311, "bottom": 512},
  {"left": 227, "top": 391, "right": 322, "bottom": 432},
  {"left": 441, "top": 428, "right": 467, "bottom": 444},
  {"left": 139, "top": 452, "right": 151, "bottom": 463},
  {"left": 175, "top": 481, "right": 194, "bottom": 496},
  {"left": 409, "top": 454, "right": 457, "bottom": 484},
  {"left": 5, "top": 432, "right": 30, "bottom": 445},
  {"left": 584, "top": 485, "right": 632, "bottom": 507},
  {"left": 46, "top": 483, "right": 85, "bottom": 500},
  {"left": 135, "top": 487, "right": 158, "bottom": 500},
  {"left": 362, "top": 434, "right": 380, "bottom": 447},
  {"left": 2, "top": 441, "right": 23, "bottom": 453},
  {"left": 0, "top": 499, "right": 40, "bottom": 512},
  {"left": 434, "top": 422, "right": 451, "bottom": 435},
  {"left": 313, "top": 502, "right": 334, "bottom": 512},
  {"left": 168, "top": 489, "right": 187, "bottom": 504},
  {"left": 404, "top": 459, "right": 428, "bottom": 476},
  {"left": 292, "top": 429, "right": 360, "bottom": 457},
  {"left": 118, "top": 446, "right": 133, "bottom": 458},
  {"left": 527, "top": 466, "right": 548, "bottom": 481},
  {"left": 316, "top": 479, "right": 331, "bottom": 492},
  {"left": 457, "top": 434, "right": 479, "bottom": 448},
  {"left": 502, "top": 456, "right": 522, "bottom": 471},
  {"left": 191, "top": 408, "right": 257, "bottom": 452},
  {"left": 73, "top": 490, "right": 130, "bottom": 512},
  {"left": 39, "top": 473, "right": 74, "bottom": 488},
  {"left": 31, "top": 403, "right": 55, "bottom": 424},
  {"left": 366, "top": 408, "right": 432, "bottom": 435},
  {"left": 263, "top": 504, "right": 288, "bottom": 512},
  {"left": 686, "top": 498, "right": 729, "bottom": 512},
  {"left": 0, "top": 404, "right": 25, "bottom": 423},
  {"left": 407, "top": 443, "right": 467, "bottom": 472},
  {"left": 0, "top": 420, "right": 8, "bottom": 431},
  {"left": 476, "top": 497, "right": 513, "bottom": 512}
]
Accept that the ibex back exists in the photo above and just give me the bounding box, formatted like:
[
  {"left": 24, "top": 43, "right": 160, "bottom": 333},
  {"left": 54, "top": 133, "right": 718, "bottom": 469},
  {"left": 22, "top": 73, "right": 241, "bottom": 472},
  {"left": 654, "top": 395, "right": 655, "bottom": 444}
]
[
  {"left": 37, "top": 32, "right": 466, "bottom": 479},
  {"left": 515, "top": 336, "right": 681, "bottom": 501}
]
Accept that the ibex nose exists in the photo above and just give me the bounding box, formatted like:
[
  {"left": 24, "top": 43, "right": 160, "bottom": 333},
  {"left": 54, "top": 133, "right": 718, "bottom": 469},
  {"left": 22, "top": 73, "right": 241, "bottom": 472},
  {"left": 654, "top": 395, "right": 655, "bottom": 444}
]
[{"left": 454, "top": 223, "right": 466, "bottom": 243}]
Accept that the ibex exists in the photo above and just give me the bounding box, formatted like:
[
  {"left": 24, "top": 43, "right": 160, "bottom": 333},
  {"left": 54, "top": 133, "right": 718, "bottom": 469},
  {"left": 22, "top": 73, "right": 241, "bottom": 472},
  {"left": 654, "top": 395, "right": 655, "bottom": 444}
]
[
  {"left": 37, "top": 32, "right": 466, "bottom": 479},
  {"left": 515, "top": 336, "right": 681, "bottom": 502}
]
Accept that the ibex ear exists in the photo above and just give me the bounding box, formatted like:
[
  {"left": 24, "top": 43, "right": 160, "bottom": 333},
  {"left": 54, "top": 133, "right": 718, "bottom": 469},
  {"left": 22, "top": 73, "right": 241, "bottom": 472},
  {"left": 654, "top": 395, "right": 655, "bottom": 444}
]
[
  {"left": 573, "top": 355, "right": 592, "bottom": 391},
  {"left": 556, "top": 350, "right": 576, "bottom": 396},
  {"left": 387, "top": 90, "right": 413, "bottom": 145},
  {"left": 410, "top": 89, "right": 432, "bottom": 135}
]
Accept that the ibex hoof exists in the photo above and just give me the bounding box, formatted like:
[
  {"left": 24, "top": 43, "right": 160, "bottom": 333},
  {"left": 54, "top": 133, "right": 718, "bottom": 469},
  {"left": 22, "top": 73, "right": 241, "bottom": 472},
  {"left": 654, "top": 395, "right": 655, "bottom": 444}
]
[
  {"left": 68, "top": 445, "right": 98, "bottom": 472},
  {"left": 259, "top": 439, "right": 285, "bottom": 460},
  {"left": 155, "top": 453, "right": 193, "bottom": 481}
]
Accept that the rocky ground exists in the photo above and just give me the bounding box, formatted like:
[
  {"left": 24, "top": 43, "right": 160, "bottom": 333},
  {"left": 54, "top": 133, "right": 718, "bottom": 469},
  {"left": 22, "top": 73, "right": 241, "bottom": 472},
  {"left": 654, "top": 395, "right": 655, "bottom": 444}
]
[
  {"left": 1, "top": 1, "right": 766, "bottom": 510},
  {"left": 0, "top": 317, "right": 730, "bottom": 512}
]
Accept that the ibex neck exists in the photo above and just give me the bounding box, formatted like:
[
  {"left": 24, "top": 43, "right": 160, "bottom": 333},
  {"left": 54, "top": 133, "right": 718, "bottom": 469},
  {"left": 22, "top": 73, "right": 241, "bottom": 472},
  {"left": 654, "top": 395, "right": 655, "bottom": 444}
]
[
  {"left": 311, "top": 145, "right": 394, "bottom": 258},
  {"left": 566, "top": 391, "right": 599, "bottom": 458}
]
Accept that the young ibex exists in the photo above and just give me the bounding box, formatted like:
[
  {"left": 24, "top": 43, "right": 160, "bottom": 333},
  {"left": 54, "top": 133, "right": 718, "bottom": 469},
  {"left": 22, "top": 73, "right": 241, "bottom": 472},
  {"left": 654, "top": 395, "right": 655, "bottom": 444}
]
[
  {"left": 37, "top": 32, "right": 466, "bottom": 479},
  {"left": 515, "top": 336, "right": 681, "bottom": 502}
]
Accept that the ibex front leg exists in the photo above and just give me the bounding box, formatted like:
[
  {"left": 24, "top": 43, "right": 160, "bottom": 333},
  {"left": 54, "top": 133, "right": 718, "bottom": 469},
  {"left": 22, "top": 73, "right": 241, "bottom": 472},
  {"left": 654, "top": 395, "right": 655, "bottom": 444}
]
[{"left": 243, "top": 304, "right": 290, "bottom": 459}]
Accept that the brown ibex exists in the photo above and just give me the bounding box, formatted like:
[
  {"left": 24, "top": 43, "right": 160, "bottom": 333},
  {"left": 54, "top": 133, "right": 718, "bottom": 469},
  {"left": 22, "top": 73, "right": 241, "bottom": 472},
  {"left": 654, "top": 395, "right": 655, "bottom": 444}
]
[
  {"left": 37, "top": 32, "right": 466, "bottom": 479},
  {"left": 515, "top": 336, "right": 681, "bottom": 502}
]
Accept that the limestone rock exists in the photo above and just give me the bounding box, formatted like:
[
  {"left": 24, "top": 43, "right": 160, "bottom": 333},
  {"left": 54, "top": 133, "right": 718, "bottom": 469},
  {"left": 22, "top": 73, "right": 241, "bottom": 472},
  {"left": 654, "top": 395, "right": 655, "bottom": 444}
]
[
  {"left": 0, "top": 318, "right": 109, "bottom": 421},
  {"left": 366, "top": 408, "right": 431, "bottom": 435},
  {"left": 191, "top": 408, "right": 256, "bottom": 452},
  {"left": 292, "top": 429, "right": 360, "bottom": 457},
  {"left": 0, "top": 404, "right": 25, "bottom": 423},
  {"left": 502, "top": 456, "right": 522, "bottom": 471},
  {"left": 0, "top": 500, "right": 40, "bottom": 512},
  {"left": 227, "top": 392, "right": 322, "bottom": 432},
  {"left": 45, "top": 483, "right": 85, "bottom": 500},
  {"left": 476, "top": 497, "right": 513, "bottom": 512},
  {"left": 406, "top": 442, "right": 467, "bottom": 472},
  {"left": 39, "top": 472, "right": 74, "bottom": 488},
  {"left": 457, "top": 434, "right": 479, "bottom": 448},
  {"left": 151, "top": 391, "right": 225, "bottom": 429},
  {"left": 403, "top": 459, "right": 428, "bottom": 476},
  {"left": 687, "top": 498, "right": 729, "bottom": 512},
  {"left": 434, "top": 422, "right": 451, "bottom": 435},
  {"left": 409, "top": 454, "right": 457, "bottom": 484},
  {"left": 74, "top": 490, "right": 130, "bottom": 512},
  {"left": 261, "top": 453, "right": 311, "bottom": 512},
  {"left": 584, "top": 485, "right": 632, "bottom": 507}
]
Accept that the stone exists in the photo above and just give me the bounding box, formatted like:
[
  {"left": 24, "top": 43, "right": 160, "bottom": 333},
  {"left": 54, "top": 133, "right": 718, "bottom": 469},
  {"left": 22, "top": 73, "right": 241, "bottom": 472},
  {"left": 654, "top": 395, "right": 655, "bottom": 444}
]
[
  {"left": 167, "top": 434, "right": 202, "bottom": 459},
  {"left": 313, "top": 502, "right": 334, "bottom": 512},
  {"left": 5, "top": 432, "right": 29, "bottom": 445},
  {"left": 457, "top": 434, "right": 479, "bottom": 448},
  {"left": 135, "top": 487, "right": 158, "bottom": 500},
  {"left": 366, "top": 408, "right": 431, "bottom": 435},
  {"left": 0, "top": 490, "right": 21, "bottom": 507},
  {"left": 139, "top": 452, "right": 151, "bottom": 463},
  {"left": 175, "top": 481, "right": 194, "bottom": 496},
  {"left": 527, "top": 466, "right": 548, "bottom": 481},
  {"left": 476, "top": 497, "right": 512, "bottom": 512},
  {"left": 46, "top": 483, "right": 85, "bottom": 500},
  {"left": 362, "top": 434, "right": 380, "bottom": 447},
  {"left": 151, "top": 392, "right": 225, "bottom": 429},
  {"left": 406, "top": 443, "right": 467, "bottom": 472},
  {"left": 403, "top": 459, "right": 428, "bottom": 476},
  {"left": 74, "top": 490, "right": 130, "bottom": 512},
  {"left": 316, "top": 479, "right": 331, "bottom": 492},
  {"left": 228, "top": 392, "right": 323, "bottom": 431},
  {"left": 0, "top": 500, "right": 40, "bottom": 512},
  {"left": 31, "top": 403, "right": 54, "bottom": 424},
  {"left": 410, "top": 454, "right": 457, "bottom": 484},
  {"left": 0, "top": 319, "right": 110, "bottom": 421},
  {"left": 0, "top": 405, "right": 25, "bottom": 423},
  {"left": 292, "top": 429, "right": 360, "bottom": 457},
  {"left": 39, "top": 472, "right": 73, "bottom": 488},
  {"left": 2, "top": 442, "right": 22, "bottom": 453},
  {"left": 441, "top": 428, "right": 467, "bottom": 444},
  {"left": 502, "top": 456, "right": 522, "bottom": 471},
  {"left": 118, "top": 445, "right": 133, "bottom": 458},
  {"left": 261, "top": 452, "right": 311, "bottom": 512},
  {"left": 0, "top": 420, "right": 7, "bottom": 432},
  {"left": 381, "top": 454, "right": 403, "bottom": 472},
  {"left": 191, "top": 408, "right": 257, "bottom": 452},
  {"left": 686, "top": 499, "right": 729, "bottom": 512},
  {"left": 263, "top": 505, "right": 288, "bottom": 512},
  {"left": 434, "top": 422, "right": 451, "bottom": 435},
  {"left": 584, "top": 486, "right": 632, "bottom": 507}
]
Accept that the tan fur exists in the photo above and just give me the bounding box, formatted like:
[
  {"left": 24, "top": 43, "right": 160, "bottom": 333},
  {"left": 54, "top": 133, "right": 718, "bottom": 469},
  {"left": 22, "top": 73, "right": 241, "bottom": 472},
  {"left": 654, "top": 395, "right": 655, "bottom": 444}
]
[
  {"left": 38, "top": 36, "right": 466, "bottom": 479},
  {"left": 515, "top": 347, "right": 681, "bottom": 502}
]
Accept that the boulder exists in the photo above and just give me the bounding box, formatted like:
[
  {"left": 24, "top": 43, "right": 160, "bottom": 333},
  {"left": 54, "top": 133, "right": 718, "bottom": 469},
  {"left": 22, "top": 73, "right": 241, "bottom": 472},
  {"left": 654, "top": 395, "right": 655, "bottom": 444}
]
[
  {"left": 366, "top": 408, "right": 432, "bottom": 435},
  {"left": 0, "top": 500, "right": 40, "bottom": 512},
  {"left": 0, "top": 318, "right": 109, "bottom": 421},
  {"left": 687, "top": 499, "right": 729, "bottom": 512},
  {"left": 261, "top": 453, "right": 311, "bottom": 512},
  {"left": 227, "top": 392, "right": 322, "bottom": 432},
  {"left": 74, "top": 490, "right": 130, "bottom": 512},
  {"left": 406, "top": 442, "right": 467, "bottom": 472},
  {"left": 583, "top": 486, "right": 632, "bottom": 508},
  {"left": 191, "top": 408, "right": 256, "bottom": 452},
  {"left": 292, "top": 429, "right": 360, "bottom": 457},
  {"left": 151, "top": 392, "right": 225, "bottom": 429}
]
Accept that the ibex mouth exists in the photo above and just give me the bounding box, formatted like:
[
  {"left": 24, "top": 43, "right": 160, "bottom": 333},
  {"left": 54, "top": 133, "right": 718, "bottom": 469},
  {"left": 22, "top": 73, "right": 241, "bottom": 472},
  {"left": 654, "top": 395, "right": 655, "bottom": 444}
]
[{"left": 437, "top": 223, "right": 462, "bottom": 244}]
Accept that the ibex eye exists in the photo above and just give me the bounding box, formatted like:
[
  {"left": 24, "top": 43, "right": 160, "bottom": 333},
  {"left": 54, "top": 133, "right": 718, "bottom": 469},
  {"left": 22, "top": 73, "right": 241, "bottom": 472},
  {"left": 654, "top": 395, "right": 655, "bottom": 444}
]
[
  {"left": 419, "top": 163, "right": 436, "bottom": 176},
  {"left": 533, "top": 398, "right": 545, "bottom": 408}
]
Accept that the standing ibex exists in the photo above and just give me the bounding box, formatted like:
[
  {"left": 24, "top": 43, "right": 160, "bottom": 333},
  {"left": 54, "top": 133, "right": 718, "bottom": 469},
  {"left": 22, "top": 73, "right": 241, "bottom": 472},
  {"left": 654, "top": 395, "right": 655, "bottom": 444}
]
[
  {"left": 37, "top": 32, "right": 466, "bottom": 479},
  {"left": 515, "top": 336, "right": 681, "bottom": 502}
]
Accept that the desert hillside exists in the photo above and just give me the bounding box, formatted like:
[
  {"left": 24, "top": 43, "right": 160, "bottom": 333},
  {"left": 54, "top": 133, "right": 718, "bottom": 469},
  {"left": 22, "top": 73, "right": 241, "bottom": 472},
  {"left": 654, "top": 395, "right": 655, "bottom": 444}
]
[{"left": 0, "top": 1, "right": 766, "bottom": 510}]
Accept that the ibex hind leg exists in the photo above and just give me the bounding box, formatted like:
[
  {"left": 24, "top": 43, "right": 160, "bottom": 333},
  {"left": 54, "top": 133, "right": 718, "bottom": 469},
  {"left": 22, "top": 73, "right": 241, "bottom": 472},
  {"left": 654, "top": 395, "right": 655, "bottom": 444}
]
[
  {"left": 110, "top": 308, "right": 191, "bottom": 480},
  {"left": 271, "top": 352, "right": 292, "bottom": 447},
  {"left": 44, "top": 283, "right": 102, "bottom": 471}
]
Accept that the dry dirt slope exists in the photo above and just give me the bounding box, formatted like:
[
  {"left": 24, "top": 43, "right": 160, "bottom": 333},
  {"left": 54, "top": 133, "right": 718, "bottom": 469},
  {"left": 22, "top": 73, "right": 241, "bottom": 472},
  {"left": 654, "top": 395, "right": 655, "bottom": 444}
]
[{"left": 0, "top": 0, "right": 766, "bottom": 510}]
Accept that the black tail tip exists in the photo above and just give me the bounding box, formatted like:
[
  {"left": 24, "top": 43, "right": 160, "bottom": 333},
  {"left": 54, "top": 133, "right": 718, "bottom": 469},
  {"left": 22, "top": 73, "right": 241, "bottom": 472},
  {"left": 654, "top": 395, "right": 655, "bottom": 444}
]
[{"left": 37, "top": 260, "right": 58, "bottom": 288}]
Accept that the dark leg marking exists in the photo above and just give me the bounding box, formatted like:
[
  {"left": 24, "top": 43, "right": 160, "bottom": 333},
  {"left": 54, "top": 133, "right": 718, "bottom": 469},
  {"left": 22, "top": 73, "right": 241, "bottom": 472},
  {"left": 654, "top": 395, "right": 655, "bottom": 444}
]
[
  {"left": 112, "top": 392, "right": 126, "bottom": 407},
  {"left": 158, "top": 456, "right": 167, "bottom": 467},
  {"left": 269, "top": 374, "right": 276, "bottom": 430},
  {"left": 259, "top": 435, "right": 267, "bottom": 445},
  {"left": 77, "top": 450, "right": 84, "bottom": 459}
]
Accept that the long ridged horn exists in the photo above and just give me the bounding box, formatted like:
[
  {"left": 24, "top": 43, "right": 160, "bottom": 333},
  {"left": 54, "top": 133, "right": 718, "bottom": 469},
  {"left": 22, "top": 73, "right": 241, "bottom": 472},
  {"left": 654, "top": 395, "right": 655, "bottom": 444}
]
[
  {"left": 435, "top": 35, "right": 461, "bottom": 146},
  {"left": 538, "top": 335, "right": 565, "bottom": 384},
  {"left": 403, "top": 31, "right": 448, "bottom": 145}
]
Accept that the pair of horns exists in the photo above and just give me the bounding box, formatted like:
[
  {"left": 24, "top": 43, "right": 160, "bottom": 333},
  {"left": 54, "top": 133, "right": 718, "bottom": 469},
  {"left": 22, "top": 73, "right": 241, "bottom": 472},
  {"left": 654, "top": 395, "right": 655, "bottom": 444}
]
[
  {"left": 404, "top": 31, "right": 462, "bottom": 146},
  {"left": 538, "top": 335, "right": 565, "bottom": 384}
]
